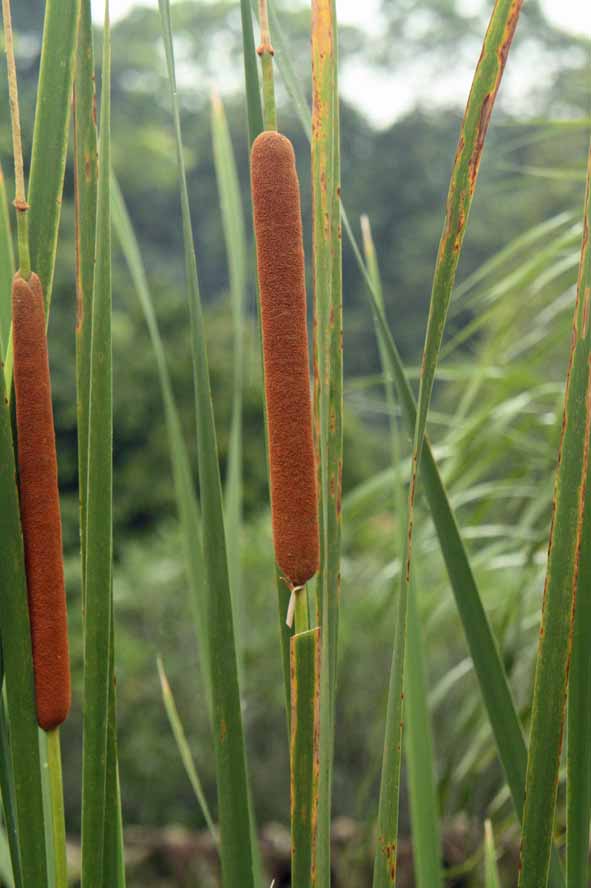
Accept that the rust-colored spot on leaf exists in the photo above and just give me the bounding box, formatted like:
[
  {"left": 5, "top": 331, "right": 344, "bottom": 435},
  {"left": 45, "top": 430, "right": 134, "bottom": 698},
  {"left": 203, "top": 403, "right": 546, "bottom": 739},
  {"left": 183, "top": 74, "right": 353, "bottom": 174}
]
[
  {"left": 469, "top": 92, "right": 493, "bottom": 194},
  {"left": 220, "top": 719, "right": 227, "bottom": 743},
  {"left": 498, "top": 0, "right": 523, "bottom": 73}
]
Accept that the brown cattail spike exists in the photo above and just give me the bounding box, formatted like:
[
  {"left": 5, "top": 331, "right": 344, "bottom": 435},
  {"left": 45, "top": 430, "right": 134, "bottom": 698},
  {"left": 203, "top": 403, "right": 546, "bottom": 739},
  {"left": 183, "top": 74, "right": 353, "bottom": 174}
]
[
  {"left": 251, "top": 131, "right": 320, "bottom": 588},
  {"left": 12, "top": 272, "right": 71, "bottom": 731}
]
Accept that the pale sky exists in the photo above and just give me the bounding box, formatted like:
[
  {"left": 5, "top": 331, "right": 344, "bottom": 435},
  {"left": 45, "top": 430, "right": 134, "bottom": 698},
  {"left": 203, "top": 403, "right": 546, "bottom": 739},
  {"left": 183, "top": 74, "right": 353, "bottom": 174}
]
[{"left": 92, "top": 0, "right": 591, "bottom": 127}]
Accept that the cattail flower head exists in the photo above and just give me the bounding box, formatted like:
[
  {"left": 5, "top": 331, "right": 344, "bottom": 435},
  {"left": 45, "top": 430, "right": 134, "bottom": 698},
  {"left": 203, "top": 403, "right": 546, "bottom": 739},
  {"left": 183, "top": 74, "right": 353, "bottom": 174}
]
[
  {"left": 12, "top": 271, "right": 71, "bottom": 731},
  {"left": 251, "top": 131, "right": 320, "bottom": 588}
]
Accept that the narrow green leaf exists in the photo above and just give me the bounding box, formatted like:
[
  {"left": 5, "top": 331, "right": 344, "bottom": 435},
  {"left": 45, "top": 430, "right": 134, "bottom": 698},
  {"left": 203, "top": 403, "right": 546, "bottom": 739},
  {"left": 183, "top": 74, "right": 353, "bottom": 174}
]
[
  {"left": 111, "top": 177, "right": 211, "bottom": 716},
  {"left": 157, "top": 658, "right": 218, "bottom": 844},
  {"left": 211, "top": 92, "right": 246, "bottom": 637},
  {"left": 0, "top": 345, "right": 48, "bottom": 888},
  {"left": 341, "top": 210, "right": 564, "bottom": 887},
  {"left": 362, "top": 216, "right": 442, "bottom": 888},
  {"left": 374, "top": 5, "right": 523, "bottom": 876},
  {"left": 408, "top": 0, "right": 523, "bottom": 505},
  {"left": 81, "top": 3, "right": 113, "bottom": 883},
  {"left": 74, "top": 0, "right": 99, "bottom": 599},
  {"left": 0, "top": 823, "right": 14, "bottom": 888},
  {"left": 519, "top": 140, "right": 591, "bottom": 888},
  {"left": 484, "top": 821, "right": 501, "bottom": 888},
  {"left": 28, "top": 0, "right": 80, "bottom": 310},
  {"left": 0, "top": 164, "right": 14, "bottom": 356},
  {"left": 311, "top": 2, "right": 342, "bottom": 883},
  {"left": 290, "top": 628, "right": 321, "bottom": 887},
  {"left": 102, "top": 637, "right": 126, "bottom": 888},
  {"left": 158, "top": 2, "right": 256, "bottom": 883},
  {"left": 405, "top": 586, "right": 443, "bottom": 888},
  {"left": 74, "top": 10, "right": 125, "bottom": 884},
  {"left": 0, "top": 696, "right": 22, "bottom": 888},
  {"left": 566, "top": 468, "right": 591, "bottom": 886}
]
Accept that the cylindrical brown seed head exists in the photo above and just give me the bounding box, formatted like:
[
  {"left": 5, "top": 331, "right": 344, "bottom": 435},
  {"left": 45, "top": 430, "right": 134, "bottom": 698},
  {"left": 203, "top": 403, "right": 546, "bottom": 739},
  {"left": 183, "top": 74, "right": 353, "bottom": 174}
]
[
  {"left": 251, "top": 131, "right": 320, "bottom": 587},
  {"left": 12, "top": 272, "right": 71, "bottom": 731}
]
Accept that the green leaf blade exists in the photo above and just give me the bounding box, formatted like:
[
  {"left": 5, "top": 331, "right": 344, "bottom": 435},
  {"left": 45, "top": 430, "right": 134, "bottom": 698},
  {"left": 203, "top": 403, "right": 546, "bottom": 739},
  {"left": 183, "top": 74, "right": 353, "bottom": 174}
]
[
  {"left": 290, "top": 628, "right": 321, "bottom": 887},
  {"left": 519, "top": 141, "right": 591, "bottom": 888},
  {"left": 28, "top": 0, "right": 80, "bottom": 310},
  {"left": 158, "top": 3, "right": 256, "bottom": 883},
  {"left": 81, "top": 3, "right": 113, "bottom": 883}
]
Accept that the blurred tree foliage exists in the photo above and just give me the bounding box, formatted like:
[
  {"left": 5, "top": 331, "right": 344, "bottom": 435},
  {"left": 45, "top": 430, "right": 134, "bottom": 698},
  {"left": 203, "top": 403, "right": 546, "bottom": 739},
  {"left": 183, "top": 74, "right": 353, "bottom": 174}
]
[{"left": 2, "top": 0, "right": 589, "bottom": 837}]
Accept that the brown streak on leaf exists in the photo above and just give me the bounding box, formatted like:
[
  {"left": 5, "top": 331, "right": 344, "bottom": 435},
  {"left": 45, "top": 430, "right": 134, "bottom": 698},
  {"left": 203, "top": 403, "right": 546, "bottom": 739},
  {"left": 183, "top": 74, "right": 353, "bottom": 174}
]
[{"left": 468, "top": 92, "right": 493, "bottom": 194}]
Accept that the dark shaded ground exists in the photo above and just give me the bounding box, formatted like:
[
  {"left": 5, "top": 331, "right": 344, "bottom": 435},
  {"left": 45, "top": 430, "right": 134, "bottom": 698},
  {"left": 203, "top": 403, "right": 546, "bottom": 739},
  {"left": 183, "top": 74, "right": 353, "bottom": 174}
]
[{"left": 61, "top": 818, "right": 524, "bottom": 886}]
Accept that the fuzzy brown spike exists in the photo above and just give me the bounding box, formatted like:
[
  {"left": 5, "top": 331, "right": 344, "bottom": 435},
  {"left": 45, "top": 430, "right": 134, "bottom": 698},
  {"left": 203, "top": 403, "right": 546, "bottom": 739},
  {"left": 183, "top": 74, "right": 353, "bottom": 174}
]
[
  {"left": 251, "top": 131, "right": 320, "bottom": 588},
  {"left": 12, "top": 271, "right": 71, "bottom": 731}
]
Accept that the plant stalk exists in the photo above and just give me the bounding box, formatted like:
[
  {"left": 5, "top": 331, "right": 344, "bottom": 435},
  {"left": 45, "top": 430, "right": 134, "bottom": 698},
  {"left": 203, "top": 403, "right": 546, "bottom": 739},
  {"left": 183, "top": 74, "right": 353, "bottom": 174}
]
[
  {"left": 1, "top": 0, "right": 30, "bottom": 278},
  {"left": 257, "top": 0, "right": 277, "bottom": 131},
  {"left": 47, "top": 729, "right": 68, "bottom": 888}
]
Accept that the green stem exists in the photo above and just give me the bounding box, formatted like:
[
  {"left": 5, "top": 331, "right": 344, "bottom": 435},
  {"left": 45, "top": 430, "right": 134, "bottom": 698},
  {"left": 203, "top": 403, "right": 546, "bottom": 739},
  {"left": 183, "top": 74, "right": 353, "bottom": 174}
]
[
  {"left": 16, "top": 211, "right": 30, "bottom": 279},
  {"left": 294, "top": 586, "right": 310, "bottom": 634},
  {"left": 257, "top": 0, "right": 277, "bottom": 130},
  {"left": 1, "top": 0, "right": 31, "bottom": 277},
  {"left": 47, "top": 729, "right": 68, "bottom": 888}
]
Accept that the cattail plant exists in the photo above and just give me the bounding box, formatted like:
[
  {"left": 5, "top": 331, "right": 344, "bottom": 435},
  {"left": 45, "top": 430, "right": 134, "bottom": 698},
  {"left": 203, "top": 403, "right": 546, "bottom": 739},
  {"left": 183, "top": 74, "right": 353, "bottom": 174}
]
[
  {"left": 0, "top": 0, "right": 73, "bottom": 884},
  {"left": 251, "top": 129, "right": 320, "bottom": 593},
  {"left": 2, "top": 0, "right": 70, "bottom": 736},
  {"left": 12, "top": 271, "right": 71, "bottom": 731}
]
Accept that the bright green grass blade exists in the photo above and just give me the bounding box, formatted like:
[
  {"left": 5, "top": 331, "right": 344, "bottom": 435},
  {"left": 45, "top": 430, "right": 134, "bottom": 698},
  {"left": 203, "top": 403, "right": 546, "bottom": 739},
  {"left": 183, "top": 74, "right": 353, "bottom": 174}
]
[
  {"left": 211, "top": 92, "right": 246, "bottom": 636},
  {"left": 373, "top": 12, "right": 525, "bottom": 873},
  {"left": 484, "top": 821, "right": 501, "bottom": 888},
  {"left": 0, "top": 830, "right": 13, "bottom": 888},
  {"left": 519, "top": 141, "right": 591, "bottom": 888},
  {"left": 0, "top": 164, "right": 14, "bottom": 356},
  {"left": 111, "top": 177, "right": 212, "bottom": 716},
  {"left": 566, "top": 469, "right": 591, "bottom": 886},
  {"left": 363, "top": 215, "right": 442, "bottom": 888},
  {"left": 28, "top": 0, "right": 80, "bottom": 310},
  {"left": 0, "top": 351, "right": 48, "bottom": 888},
  {"left": 159, "top": 3, "right": 256, "bottom": 883},
  {"left": 74, "top": 10, "right": 125, "bottom": 883},
  {"left": 311, "top": 2, "right": 342, "bottom": 883},
  {"left": 239, "top": 0, "right": 263, "bottom": 145},
  {"left": 405, "top": 586, "right": 443, "bottom": 888},
  {"left": 290, "top": 628, "right": 321, "bottom": 887},
  {"left": 404, "top": 0, "right": 523, "bottom": 611},
  {"left": 81, "top": 3, "right": 112, "bottom": 884},
  {"left": 343, "top": 208, "right": 564, "bottom": 888},
  {"left": 74, "top": 0, "right": 99, "bottom": 600},
  {"left": 210, "top": 97, "right": 264, "bottom": 886},
  {"left": 0, "top": 696, "right": 21, "bottom": 888},
  {"left": 102, "top": 634, "right": 126, "bottom": 888},
  {"left": 157, "top": 658, "right": 218, "bottom": 844}
]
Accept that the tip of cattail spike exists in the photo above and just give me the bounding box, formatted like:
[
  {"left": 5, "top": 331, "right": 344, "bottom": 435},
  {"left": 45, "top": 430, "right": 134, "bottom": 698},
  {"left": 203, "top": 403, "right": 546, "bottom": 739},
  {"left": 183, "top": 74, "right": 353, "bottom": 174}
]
[
  {"left": 251, "top": 130, "right": 320, "bottom": 589},
  {"left": 12, "top": 271, "right": 71, "bottom": 732}
]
